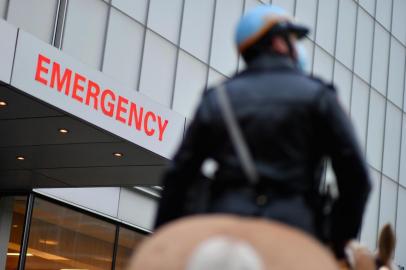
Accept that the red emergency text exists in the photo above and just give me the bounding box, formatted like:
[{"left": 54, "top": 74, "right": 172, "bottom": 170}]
[{"left": 35, "top": 54, "right": 169, "bottom": 141}]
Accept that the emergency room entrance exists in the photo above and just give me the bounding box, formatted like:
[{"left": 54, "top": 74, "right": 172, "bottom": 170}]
[
  {"left": 0, "top": 81, "right": 169, "bottom": 191},
  {"left": 0, "top": 194, "right": 147, "bottom": 270}
]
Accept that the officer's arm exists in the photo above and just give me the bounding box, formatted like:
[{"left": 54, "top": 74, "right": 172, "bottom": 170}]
[
  {"left": 316, "top": 86, "right": 371, "bottom": 258},
  {"left": 154, "top": 94, "right": 214, "bottom": 229}
]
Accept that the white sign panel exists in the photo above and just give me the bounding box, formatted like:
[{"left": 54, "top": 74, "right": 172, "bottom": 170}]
[
  {"left": 0, "top": 20, "right": 17, "bottom": 83},
  {"left": 11, "top": 31, "right": 185, "bottom": 159}
]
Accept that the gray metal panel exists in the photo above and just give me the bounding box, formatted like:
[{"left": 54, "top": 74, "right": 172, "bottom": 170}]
[
  {"left": 180, "top": 0, "right": 215, "bottom": 62},
  {"left": 62, "top": 0, "right": 108, "bottom": 68},
  {"left": 0, "top": 116, "right": 120, "bottom": 147},
  {"left": 0, "top": 84, "right": 62, "bottom": 119},
  {"left": 147, "top": 0, "right": 183, "bottom": 44},
  {"left": 0, "top": 170, "right": 70, "bottom": 189},
  {"left": 102, "top": 8, "right": 144, "bottom": 90},
  {"left": 0, "top": 20, "right": 17, "bottom": 84},
  {"left": 0, "top": 142, "right": 166, "bottom": 170},
  {"left": 7, "top": 0, "right": 58, "bottom": 44},
  {"left": 37, "top": 165, "right": 166, "bottom": 186},
  {"left": 111, "top": 0, "right": 148, "bottom": 23}
]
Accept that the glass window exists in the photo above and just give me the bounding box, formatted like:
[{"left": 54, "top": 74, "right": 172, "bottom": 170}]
[
  {"left": 114, "top": 227, "right": 146, "bottom": 270},
  {"left": 207, "top": 68, "right": 227, "bottom": 88},
  {"left": 139, "top": 30, "right": 177, "bottom": 107},
  {"left": 173, "top": 51, "right": 207, "bottom": 118},
  {"left": 335, "top": 0, "right": 356, "bottom": 69},
  {"left": 395, "top": 186, "right": 406, "bottom": 266},
  {"left": 62, "top": 0, "right": 108, "bottom": 69},
  {"left": 333, "top": 61, "right": 352, "bottom": 112},
  {"left": 272, "top": 0, "right": 295, "bottom": 16},
  {"left": 382, "top": 103, "right": 402, "bottom": 181},
  {"left": 388, "top": 38, "right": 406, "bottom": 108},
  {"left": 371, "top": 24, "right": 390, "bottom": 96},
  {"left": 111, "top": 0, "right": 148, "bottom": 23},
  {"left": 210, "top": 0, "right": 243, "bottom": 76},
  {"left": 180, "top": 0, "right": 215, "bottom": 63},
  {"left": 354, "top": 9, "right": 374, "bottom": 83},
  {"left": 24, "top": 198, "right": 116, "bottom": 270},
  {"left": 366, "top": 89, "right": 386, "bottom": 170},
  {"left": 295, "top": 0, "right": 317, "bottom": 40},
  {"left": 392, "top": 0, "right": 406, "bottom": 45},
  {"left": 359, "top": 0, "right": 376, "bottom": 16},
  {"left": 350, "top": 76, "right": 369, "bottom": 151},
  {"left": 376, "top": 0, "right": 392, "bottom": 31},
  {"left": 360, "top": 169, "right": 380, "bottom": 251},
  {"left": 312, "top": 46, "right": 333, "bottom": 82},
  {"left": 147, "top": 0, "right": 183, "bottom": 44},
  {"left": 7, "top": 0, "right": 58, "bottom": 44},
  {"left": 0, "top": 196, "right": 27, "bottom": 270},
  {"left": 378, "top": 176, "right": 397, "bottom": 230},
  {"left": 315, "top": 0, "right": 338, "bottom": 55},
  {"left": 400, "top": 116, "right": 406, "bottom": 188},
  {"left": 102, "top": 8, "right": 144, "bottom": 90}
]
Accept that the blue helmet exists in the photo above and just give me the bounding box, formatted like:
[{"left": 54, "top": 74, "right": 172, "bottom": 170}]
[{"left": 235, "top": 5, "right": 309, "bottom": 54}]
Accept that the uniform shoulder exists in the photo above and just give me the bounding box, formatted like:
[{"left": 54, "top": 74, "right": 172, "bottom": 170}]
[
  {"left": 195, "top": 86, "right": 219, "bottom": 120},
  {"left": 201, "top": 87, "right": 217, "bottom": 103},
  {"left": 307, "top": 75, "right": 337, "bottom": 93}
]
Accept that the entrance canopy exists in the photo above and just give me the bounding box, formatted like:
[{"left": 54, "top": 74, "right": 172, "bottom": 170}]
[
  {"left": 0, "top": 22, "right": 186, "bottom": 191},
  {"left": 0, "top": 82, "right": 172, "bottom": 190}
]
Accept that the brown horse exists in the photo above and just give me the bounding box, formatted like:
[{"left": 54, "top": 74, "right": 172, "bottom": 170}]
[
  {"left": 128, "top": 215, "right": 338, "bottom": 270},
  {"left": 127, "top": 216, "right": 396, "bottom": 270}
]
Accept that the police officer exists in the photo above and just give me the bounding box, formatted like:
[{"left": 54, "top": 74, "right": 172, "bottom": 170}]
[{"left": 155, "top": 5, "right": 371, "bottom": 259}]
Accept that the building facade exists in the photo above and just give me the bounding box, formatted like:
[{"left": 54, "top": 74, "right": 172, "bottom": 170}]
[{"left": 0, "top": 0, "right": 405, "bottom": 269}]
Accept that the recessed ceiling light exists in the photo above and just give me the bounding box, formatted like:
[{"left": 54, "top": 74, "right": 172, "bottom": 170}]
[
  {"left": 60, "top": 269, "right": 88, "bottom": 270},
  {"left": 58, "top": 128, "right": 69, "bottom": 134},
  {"left": 39, "top": 239, "right": 59, "bottom": 245},
  {"left": 12, "top": 225, "right": 18, "bottom": 228},
  {"left": 16, "top": 156, "right": 25, "bottom": 161},
  {"left": 0, "top": 100, "right": 7, "bottom": 107},
  {"left": 113, "top": 152, "right": 123, "bottom": 158},
  {"left": 7, "top": 253, "right": 33, "bottom": 257}
]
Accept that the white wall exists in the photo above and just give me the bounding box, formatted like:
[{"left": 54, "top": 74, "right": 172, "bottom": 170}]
[
  {"left": 2, "top": 0, "right": 406, "bottom": 265},
  {"left": 0, "top": 19, "right": 17, "bottom": 83}
]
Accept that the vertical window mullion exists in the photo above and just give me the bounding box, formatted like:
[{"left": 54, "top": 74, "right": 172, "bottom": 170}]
[
  {"left": 111, "top": 225, "right": 120, "bottom": 270},
  {"left": 17, "top": 193, "right": 35, "bottom": 270},
  {"left": 51, "top": 0, "right": 61, "bottom": 46},
  {"left": 53, "top": 0, "right": 68, "bottom": 49}
]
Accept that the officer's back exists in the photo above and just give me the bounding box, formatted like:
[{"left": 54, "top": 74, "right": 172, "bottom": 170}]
[
  {"left": 155, "top": 4, "right": 371, "bottom": 260},
  {"left": 206, "top": 54, "right": 328, "bottom": 195}
]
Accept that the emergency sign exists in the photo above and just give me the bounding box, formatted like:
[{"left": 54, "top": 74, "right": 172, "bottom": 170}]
[{"left": 34, "top": 54, "right": 169, "bottom": 142}]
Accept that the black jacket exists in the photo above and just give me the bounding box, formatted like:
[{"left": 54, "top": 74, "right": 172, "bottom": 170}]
[{"left": 155, "top": 55, "right": 370, "bottom": 253}]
